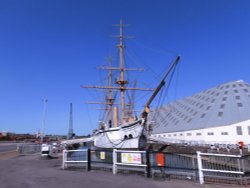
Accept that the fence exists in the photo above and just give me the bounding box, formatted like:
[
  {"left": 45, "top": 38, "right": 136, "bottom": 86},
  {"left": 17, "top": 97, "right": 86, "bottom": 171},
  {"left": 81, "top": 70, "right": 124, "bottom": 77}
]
[
  {"left": 62, "top": 149, "right": 89, "bottom": 170},
  {"left": 197, "top": 151, "right": 250, "bottom": 185},
  {"left": 150, "top": 152, "right": 197, "bottom": 181},
  {"left": 113, "top": 149, "right": 149, "bottom": 176},
  {"left": 62, "top": 149, "right": 197, "bottom": 179},
  {"left": 62, "top": 148, "right": 250, "bottom": 185},
  {"left": 18, "top": 144, "right": 41, "bottom": 155},
  {"left": 90, "top": 149, "right": 113, "bottom": 171},
  {"left": 62, "top": 149, "right": 149, "bottom": 175}
]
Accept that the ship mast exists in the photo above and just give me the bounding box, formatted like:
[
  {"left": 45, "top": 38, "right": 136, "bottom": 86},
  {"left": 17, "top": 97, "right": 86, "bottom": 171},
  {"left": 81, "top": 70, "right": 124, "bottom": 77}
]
[
  {"left": 81, "top": 18, "right": 153, "bottom": 125},
  {"left": 117, "top": 18, "right": 127, "bottom": 122},
  {"left": 107, "top": 56, "right": 114, "bottom": 127}
]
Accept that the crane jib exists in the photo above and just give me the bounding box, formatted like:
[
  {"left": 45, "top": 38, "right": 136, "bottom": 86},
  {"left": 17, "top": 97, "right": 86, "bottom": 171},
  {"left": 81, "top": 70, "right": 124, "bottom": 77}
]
[{"left": 143, "top": 56, "right": 180, "bottom": 115}]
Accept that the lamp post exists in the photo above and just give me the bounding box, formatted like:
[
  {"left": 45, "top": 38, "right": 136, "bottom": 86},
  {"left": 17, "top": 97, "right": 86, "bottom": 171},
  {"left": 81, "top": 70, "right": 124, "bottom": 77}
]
[{"left": 41, "top": 99, "right": 48, "bottom": 143}]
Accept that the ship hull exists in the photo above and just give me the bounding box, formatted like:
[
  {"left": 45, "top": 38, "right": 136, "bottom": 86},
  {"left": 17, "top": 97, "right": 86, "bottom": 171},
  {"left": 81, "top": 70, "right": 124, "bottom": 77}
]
[{"left": 93, "top": 119, "right": 146, "bottom": 149}]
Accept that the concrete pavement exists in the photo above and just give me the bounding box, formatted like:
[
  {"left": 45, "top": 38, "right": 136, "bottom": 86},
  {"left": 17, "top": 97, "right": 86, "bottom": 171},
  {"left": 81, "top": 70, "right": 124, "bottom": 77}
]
[
  {"left": 0, "top": 154, "right": 241, "bottom": 188},
  {"left": 0, "top": 142, "right": 17, "bottom": 152}
]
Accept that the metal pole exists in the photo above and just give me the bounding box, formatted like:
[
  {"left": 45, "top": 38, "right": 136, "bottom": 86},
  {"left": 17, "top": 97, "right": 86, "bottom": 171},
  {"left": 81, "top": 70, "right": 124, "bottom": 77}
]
[
  {"left": 65, "top": 150, "right": 68, "bottom": 169},
  {"left": 146, "top": 150, "right": 151, "bottom": 178},
  {"left": 119, "top": 19, "right": 125, "bottom": 122},
  {"left": 197, "top": 151, "right": 204, "bottom": 184},
  {"left": 62, "top": 150, "right": 66, "bottom": 170},
  {"left": 113, "top": 149, "right": 117, "bottom": 174},
  {"left": 87, "top": 149, "right": 91, "bottom": 171},
  {"left": 41, "top": 99, "right": 48, "bottom": 143}
]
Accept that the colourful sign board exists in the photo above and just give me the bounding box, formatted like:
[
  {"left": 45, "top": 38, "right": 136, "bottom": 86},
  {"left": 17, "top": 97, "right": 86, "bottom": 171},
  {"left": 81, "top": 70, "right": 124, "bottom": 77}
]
[{"left": 121, "top": 153, "right": 142, "bottom": 164}]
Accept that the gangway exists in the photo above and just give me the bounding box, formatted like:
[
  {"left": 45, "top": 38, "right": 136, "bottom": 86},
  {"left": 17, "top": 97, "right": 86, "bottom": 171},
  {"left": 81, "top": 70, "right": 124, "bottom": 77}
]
[{"left": 61, "top": 137, "right": 94, "bottom": 145}]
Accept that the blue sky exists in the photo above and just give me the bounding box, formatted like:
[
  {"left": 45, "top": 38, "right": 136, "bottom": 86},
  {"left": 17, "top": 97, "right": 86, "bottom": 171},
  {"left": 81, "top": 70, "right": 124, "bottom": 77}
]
[{"left": 0, "top": 0, "right": 250, "bottom": 135}]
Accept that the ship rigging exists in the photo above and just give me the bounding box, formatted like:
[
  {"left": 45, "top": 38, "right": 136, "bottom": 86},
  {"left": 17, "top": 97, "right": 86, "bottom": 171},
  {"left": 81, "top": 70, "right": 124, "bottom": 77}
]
[{"left": 81, "top": 18, "right": 180, "bottom": 149}]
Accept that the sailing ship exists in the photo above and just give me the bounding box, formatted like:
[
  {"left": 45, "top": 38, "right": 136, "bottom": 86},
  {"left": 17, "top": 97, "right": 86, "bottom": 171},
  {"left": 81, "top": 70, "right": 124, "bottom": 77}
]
[{"left": 81, "top": 19, "right": 180, "bottom": 149}]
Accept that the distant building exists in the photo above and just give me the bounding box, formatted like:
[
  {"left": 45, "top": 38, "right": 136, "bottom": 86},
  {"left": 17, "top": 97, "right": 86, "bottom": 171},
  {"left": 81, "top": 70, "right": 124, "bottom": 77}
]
[
  {"left": 150, "top": 80, "right": 250, "bottom": 145},
  {"left": 0, "top": 131, "right": 7, "bottom": 137}
]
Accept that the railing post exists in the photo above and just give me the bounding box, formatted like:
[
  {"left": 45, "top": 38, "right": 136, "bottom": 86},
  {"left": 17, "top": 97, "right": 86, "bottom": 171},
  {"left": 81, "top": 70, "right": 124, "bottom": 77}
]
[
  {"left": 87, "top": 149, "right": 91, "bottom": 171},
  {"left": 65, "top": 150, "right": 68, "bottom": 169},
  {"left": 113, "top": 149, "right": 117, "bottom": 174},
  {"left": 197, "top": 151, "right": 204, "bottom": 184},
  {"left": 62, "top": 150, "right": 66, "bottom": 170},
  {"left": 241, "top": 157, "right": 245, "bottom": 173},
  {"left": 146, "top": 150, "right": 151, "bottom": 178}
]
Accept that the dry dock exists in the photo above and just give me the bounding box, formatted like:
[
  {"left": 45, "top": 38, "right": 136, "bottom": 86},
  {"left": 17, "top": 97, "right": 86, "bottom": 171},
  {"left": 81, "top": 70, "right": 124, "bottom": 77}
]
[{"left": 0, "top": 153, "right": 241, "bottom": 188}]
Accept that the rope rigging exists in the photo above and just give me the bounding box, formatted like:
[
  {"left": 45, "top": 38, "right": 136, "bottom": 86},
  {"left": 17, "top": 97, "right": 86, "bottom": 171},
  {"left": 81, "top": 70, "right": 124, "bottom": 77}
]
[{"left": 151, "top": 61, "right": 179, "bottom": 127}]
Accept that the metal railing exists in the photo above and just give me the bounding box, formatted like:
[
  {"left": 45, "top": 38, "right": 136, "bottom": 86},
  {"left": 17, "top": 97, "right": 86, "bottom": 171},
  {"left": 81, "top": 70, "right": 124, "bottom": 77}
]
[
  {"left": 90, "top": 149, "right": 113, "bottom": 171},
  {"left": 62, "top": 149, "right": 89, "bottom": 170},
  {"left": 61, "top": 148, "right": 250, "bottom": 185},
  {"left": 18, "top": 144, "right": 41, "bottom": 155},
  {"left": 150, "top": 152, "right": 197, "bottom": 181},
  {"left": 197, "top": 151, "right": 245, "bottom": 185},
  {"left": 61, "top": 149, "right": 198, "bottom": 178},
  {"left": 113, "top": 149, "right": 149, "bottom": 176}
]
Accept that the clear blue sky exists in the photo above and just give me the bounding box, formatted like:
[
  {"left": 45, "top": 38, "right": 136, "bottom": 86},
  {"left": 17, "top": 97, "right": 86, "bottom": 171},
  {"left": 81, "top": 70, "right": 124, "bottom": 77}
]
[{"left": 0, "top": 0, "right": 250, "bottom": 135}]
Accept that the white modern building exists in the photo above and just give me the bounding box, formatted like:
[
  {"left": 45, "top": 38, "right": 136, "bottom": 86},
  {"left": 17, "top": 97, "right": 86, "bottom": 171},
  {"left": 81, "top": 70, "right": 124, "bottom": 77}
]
[{"left": 149, "top": 80, "right": 250, "bottom": 145}]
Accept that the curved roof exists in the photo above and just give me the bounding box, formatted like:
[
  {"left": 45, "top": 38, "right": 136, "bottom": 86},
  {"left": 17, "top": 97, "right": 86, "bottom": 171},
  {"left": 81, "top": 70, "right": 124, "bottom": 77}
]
[{"left": 150, "top": 80, "right": 250, "bottom": 134}]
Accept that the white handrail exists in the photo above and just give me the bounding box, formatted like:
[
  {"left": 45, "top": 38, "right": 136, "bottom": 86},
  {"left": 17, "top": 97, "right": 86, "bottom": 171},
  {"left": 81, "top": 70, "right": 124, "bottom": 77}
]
[
  {"left": 62, "top": 149, "right": 88, "bottom": 170},
  {"left": 197, "top": 151, "right": 244, "bottom": 185}
]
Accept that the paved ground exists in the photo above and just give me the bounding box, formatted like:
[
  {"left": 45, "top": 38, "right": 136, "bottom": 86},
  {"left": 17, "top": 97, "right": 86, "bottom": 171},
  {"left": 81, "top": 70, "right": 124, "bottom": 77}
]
[
  {"left": 0, "top": 142, "right": 18, "bottom": 152},
  {"left": 0, "top": 153, "right": 242, "bottom": 188},
  {"left": 0, "top": 150, "right": 18, "bottom": 160},
  {"left": 0, "top": 143, "right": 19, "bottom": 160}
]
